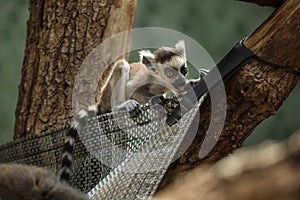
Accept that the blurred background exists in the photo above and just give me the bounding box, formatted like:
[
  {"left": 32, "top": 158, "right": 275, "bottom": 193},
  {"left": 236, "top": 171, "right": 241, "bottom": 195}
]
[{"left": 0, "top": 0, "right": 299, "bottom": 146}]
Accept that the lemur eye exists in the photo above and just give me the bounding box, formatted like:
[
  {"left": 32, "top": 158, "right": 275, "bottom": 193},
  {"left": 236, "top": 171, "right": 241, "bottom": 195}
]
[
  {"left": 180, "top": 64, "right": 188, "bottom": 76},
  {"left": 167, "top": 71, "right": 174, "bottom": 77},
  {"left": 165, "top": 69, "right": 174, "bottom": 77}
]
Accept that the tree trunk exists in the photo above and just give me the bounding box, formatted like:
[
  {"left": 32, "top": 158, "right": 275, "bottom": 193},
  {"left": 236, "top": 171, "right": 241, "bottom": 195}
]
[
  {"left": 160, "top": 0, "right": 300, "bottom": 190},
  {"left": 14, "top": 0, "right": 137, "bottom": 139}
]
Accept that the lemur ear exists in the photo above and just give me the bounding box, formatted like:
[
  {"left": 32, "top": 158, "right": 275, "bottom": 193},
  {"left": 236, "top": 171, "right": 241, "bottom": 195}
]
[
  {"left": 139, "top": 50, "right": 156, "bottom": 71},
  {"left": 175, "top": 40, "right": 186, "bottom": 57},
  {"left": 142, "top": 56, "right": 152, "bottom": 65}
]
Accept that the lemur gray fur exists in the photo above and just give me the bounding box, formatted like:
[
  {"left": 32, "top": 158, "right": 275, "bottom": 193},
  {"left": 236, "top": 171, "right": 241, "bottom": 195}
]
[
  {"left": 0, "top": 164, "right": 87, "bottom": 200},
  {"left": 60, "top": 41, "right": 207, "bottom": 183}
]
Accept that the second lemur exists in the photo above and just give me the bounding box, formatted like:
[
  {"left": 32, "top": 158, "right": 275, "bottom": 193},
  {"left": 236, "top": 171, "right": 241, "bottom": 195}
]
[{"left": 60, "top": 40, "right": 205, "bottom": 183}]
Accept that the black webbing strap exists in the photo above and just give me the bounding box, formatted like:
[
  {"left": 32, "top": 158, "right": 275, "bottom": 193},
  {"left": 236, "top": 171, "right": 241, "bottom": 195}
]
[
  {"left": 254, "top": 56, "right": 300, "bottom": 76},
  {"left": 166, "top": 39, "right": 300, "bottom": 126}
]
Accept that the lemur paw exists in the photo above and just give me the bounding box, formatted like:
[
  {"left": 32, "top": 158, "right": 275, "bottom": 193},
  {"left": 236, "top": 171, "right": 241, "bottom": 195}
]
[
  {"left": 199, "top": 68, "right": 209, "bottom": 78},
  {"left": 117, "top": 100, "right": 142, "bottom": 117},
  {"left": 188, "top": 68, "right": 209, "bottom": 87}
]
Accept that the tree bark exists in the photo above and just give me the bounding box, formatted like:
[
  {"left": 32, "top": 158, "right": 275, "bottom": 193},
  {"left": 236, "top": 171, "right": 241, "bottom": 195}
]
[
  {"left": 155, "top": 131, "right": 300, "bottom": 200},
  {"left": 14, "top": 0, "right": 137, "bottom": 139},
  {"left": 160, "top": 0, "right": 300, "bottom": 190}
]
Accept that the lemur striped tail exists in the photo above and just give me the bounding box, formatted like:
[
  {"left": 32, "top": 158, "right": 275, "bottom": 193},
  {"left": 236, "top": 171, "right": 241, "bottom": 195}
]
[
  {"left": 60, "top": 126, "right": 78, "bottom": 182},
  {"left": 60, "top": 105, "right": 98, "bottom": 183}
]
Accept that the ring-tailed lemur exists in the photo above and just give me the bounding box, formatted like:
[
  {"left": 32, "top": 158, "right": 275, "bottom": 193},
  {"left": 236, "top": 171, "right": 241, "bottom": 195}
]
[
  {"left": 60, "top": 41, "right": 207, "bottom": 183},
  {"left": 0, "top": 164, "right": 87, "bottom": 200}
]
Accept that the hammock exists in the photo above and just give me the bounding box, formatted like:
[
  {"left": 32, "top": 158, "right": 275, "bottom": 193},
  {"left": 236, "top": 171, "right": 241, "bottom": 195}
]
[{"left": 0, "top": 96, "right": 202, "bottom": 199}]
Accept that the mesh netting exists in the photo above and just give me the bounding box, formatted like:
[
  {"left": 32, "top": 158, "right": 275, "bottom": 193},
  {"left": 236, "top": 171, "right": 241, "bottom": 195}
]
[{"left": 0, "top": 96, "right": 203, "bottom": 199}]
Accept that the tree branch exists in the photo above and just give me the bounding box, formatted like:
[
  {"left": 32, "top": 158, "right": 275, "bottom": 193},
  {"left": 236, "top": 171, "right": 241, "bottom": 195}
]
[
  {"left": 155, "top": 131, "right": 300, "bottom": 200},
  {"left": 160, "top": 0, "right": 300, "bottom": 190}
]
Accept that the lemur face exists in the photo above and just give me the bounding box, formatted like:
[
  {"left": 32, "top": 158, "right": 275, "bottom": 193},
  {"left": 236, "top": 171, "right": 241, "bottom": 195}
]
[{"left": 139, "top": 41, "right": 188, "bottom": 93}]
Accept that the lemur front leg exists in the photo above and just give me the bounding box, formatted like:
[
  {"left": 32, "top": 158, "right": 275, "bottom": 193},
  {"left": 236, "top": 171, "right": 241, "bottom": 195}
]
[{"left": 100, "top": 59, "right": 141, "bottom": 116}]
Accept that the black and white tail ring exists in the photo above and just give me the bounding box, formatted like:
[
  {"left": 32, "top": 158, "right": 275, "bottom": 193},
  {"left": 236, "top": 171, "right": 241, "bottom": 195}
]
[{"left": 60, "top": 105, "right": 98, "bottom": 183}]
